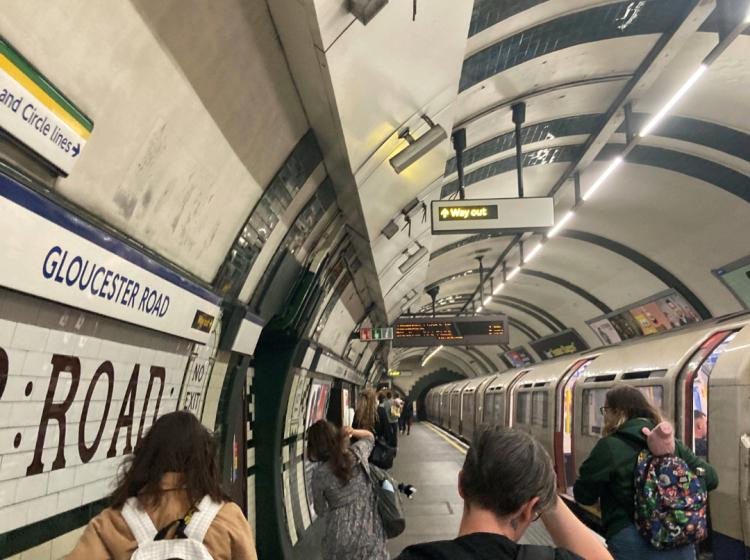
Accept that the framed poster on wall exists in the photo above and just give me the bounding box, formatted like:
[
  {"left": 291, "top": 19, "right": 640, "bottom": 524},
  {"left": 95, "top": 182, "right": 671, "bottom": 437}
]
[
  {"left": 587, "top": 289, "right": 702, "bottom": 345},
  {"left": 713, "top": 255, "right": 750, "bottom": 309}
]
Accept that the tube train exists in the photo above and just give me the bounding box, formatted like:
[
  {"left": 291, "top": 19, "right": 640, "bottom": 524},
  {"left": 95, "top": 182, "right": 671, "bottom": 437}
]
[{"left": 425, "top": 312, "right": 750, "bottom": 558}]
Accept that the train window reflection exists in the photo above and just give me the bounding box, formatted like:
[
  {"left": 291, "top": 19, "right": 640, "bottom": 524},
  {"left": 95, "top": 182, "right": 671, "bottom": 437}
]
[
  {"left": 637, "top": 385, "right": 664, "bottom": 412},
  {"left": 531, "top": 391, "right": 549, "bottom": 427},
  {"left": 516, "top": 392, "right": 531, "bottom": 424}
]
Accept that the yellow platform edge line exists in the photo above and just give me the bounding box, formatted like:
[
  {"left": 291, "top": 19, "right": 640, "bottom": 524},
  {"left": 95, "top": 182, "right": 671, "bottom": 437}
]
[{"left": 422, "top": 422, "right": 468, "bottom": 455}]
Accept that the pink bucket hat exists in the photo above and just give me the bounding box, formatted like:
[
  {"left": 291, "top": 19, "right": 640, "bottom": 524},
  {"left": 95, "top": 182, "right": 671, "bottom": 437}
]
[{"left": 642, "top": 421, "right": 675, "bottom": 456}]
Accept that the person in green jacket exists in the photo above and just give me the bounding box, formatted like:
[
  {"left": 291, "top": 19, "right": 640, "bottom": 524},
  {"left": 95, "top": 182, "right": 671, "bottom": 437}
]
[{"left": 574, "top": 385, "right": 718, "bottom": 560}]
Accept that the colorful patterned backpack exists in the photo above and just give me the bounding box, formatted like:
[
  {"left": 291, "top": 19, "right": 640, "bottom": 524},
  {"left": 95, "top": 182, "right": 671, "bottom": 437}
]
[{"left": 633, "top": 449, "right": 708, "bottom": 549}]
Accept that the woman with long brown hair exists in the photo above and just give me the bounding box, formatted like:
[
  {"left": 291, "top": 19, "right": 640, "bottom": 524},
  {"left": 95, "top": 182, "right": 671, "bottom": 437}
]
[
  {"left": 69, "top": 411, "right": 257, "bottom": 559},
  {"left": 308, "top": 419, "right": 388, "bottom": 559},
  {"left": 574, "top": 385, "right": 717, "bottom": 560}
]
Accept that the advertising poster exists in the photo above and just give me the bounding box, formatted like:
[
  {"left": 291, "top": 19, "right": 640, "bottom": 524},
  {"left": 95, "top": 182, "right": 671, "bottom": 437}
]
[
  {"left": 714, "top": 256, "right": 750, "bottom": 309},
  {"left": 656, "top": 294, "right": 701, "bottom": 328},
  {"left": 530, "top": 329, "right": 589, "bottom": 360},
  {"left": 587, "top": 290, "right": 703, "bottom": 344},
  {"left": 588, "top": 318, "right": 622, "bottom": 345},
  {"left": 629, "top": 303, "right": 671, "bottom": 335},
  {"left": 504, "top": 347, "right": 534, "bottom": 367},
  {"left": 609, "top": 312, "right": 642, "bottom": 340}
]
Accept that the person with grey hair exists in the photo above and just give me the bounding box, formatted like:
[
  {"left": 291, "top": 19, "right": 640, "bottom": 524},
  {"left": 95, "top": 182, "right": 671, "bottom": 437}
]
[{"left": 395, "top": 427, "right": 612, "bottom": 559}]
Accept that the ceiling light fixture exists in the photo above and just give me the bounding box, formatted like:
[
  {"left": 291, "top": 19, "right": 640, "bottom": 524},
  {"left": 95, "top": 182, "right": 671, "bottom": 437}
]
[
  {"left": 477, "top": 306, "right": 484, "bottom": 313},
  {"left": 582, "top": 156, "right": 624, "bottom": 201},
  {"left": 639, "top": 64, "right": 707, "bottom": 137},
  {"left": 421, "top": 345, "right": 444, "bottom": 367},
  {"left": 547, "top": 211, "right": 575, "bottom": 238},
  {"left": 483, "top": 296, "right": 492, "bottom": 306},
  {"left": 493, "top": 282, "right": 505, "bottom": 295},
  {"left": 524, "top": 243, "right": 543, "bottom": 263},
  {"left": 507, "top": 266, "right": 522, "bottom": 280},
  {"left": 390, "top": 116, "right": 447, "bottom": 174}
]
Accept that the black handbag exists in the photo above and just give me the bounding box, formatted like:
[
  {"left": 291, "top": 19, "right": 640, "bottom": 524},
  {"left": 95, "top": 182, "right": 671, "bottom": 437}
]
[{"left": 370, "top": 438, "right": 396, "bottom": 470}]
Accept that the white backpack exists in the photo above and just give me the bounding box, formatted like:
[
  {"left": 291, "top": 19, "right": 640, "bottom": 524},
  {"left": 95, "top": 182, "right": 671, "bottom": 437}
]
[{"left": 121, "top": 495, "right": 223, "bottom": 560}]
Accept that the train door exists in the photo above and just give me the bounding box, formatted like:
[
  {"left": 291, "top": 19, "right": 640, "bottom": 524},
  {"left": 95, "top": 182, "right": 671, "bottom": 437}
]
[
  {"left": 507, "top": 370, "right": 530, "bottom": 426},
  {"left": 677, "top": 330, "right": 738, "bottom": 458},
  {"left": 554, "top": 358, "right": 595, "bottom": 494}
]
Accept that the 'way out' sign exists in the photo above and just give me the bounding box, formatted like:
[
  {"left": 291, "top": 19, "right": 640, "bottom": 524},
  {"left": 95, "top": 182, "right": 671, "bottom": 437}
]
[
  {"left": 431, "top": 197, "right": 554, "bottom": 235},
  {"left": 0, "top": 39, "right": 92, "bottom": 175}
]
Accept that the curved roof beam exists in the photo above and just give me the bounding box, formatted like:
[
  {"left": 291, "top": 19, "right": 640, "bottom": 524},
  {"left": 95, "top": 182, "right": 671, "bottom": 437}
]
[
  {"left": 561, "top": 229, "right": 711, "bottom": 319},
  {"left": 442, "top": 142, "right": 749, "bottom": 202},
  {"left": 521, "top": 269, "right": 612, "bottom": 314},
  {"left": 445, "top": 113, "right": 749, "bottom": 180},
  {"left": 491, "top": 295, "right": 566, "bottom": 332},
  {"left": 425, "top": 267, "right": 612, "bottom": 316},
  {"left": 460, "top": 1, "right": 708, "bottom": 92}
]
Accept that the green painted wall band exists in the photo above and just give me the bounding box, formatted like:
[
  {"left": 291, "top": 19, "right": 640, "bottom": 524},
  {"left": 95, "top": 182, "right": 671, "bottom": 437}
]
[{"left": 0, "top": 37, "right": 93, "bottom": 131}]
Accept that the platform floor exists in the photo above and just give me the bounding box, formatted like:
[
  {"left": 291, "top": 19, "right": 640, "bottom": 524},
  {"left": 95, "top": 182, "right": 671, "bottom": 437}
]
[{"left": 387, "top": 421, "right": 556, "bottom": 557}]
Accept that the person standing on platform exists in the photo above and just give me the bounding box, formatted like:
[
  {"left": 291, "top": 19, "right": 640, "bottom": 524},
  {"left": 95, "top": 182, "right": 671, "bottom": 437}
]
[
  {"left": 574, "top": 386, "right": 717, "bottom": 560},
  {"left": 400, "top": 398, "right": 414, "bottom": 435},
  {"left": 383, "top": 390, "right": 399, "bottom": 447},
  {"left": 68, "top": 411, "right": 258, "bottom": 560},
  {"left": 396, "top": 427, "right": 611, "bottom": 560},
  {"left": 307, "top": 420, "right": 389, "bottom": 560},
  {"left": 355, "top": 388, "right": 396, "bottom": 449}
]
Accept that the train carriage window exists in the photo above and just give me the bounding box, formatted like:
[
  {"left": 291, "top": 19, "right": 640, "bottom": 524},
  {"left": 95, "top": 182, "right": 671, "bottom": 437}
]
[
  {"left": 516, "top": 392, "right": 532, "bottom": 424},
  {"left": 531, "top": 391, "right": 549, "bottom": 427},
  {"left": 637, "top": 385, "right": 664, "bottom": 412},
  {"left": 494, "top": 390, "right": 505, "bottom": 426},
  {"left": 582, "top": 385, "right": 664, "bottom": 436},
  {"left": 582, "top": 388, "right": 608, "bottom": 436}
]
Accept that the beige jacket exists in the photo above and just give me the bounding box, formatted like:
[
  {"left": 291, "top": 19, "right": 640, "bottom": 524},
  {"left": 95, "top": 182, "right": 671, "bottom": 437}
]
[{"left": 67, "top": 475, "right": 257, "bottom": 560}]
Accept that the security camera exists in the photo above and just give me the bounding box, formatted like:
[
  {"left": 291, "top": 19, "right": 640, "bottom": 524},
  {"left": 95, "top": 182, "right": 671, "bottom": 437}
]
[
  {"left": 349, "top": 0, "right": 388, "bottom": 25},
  {"left": 389, "top": 116, "right": 447, "bottom": 174}
]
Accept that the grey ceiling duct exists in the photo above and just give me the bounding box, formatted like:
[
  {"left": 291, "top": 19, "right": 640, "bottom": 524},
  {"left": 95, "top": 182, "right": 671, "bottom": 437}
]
[{"left": 349, "top": 0, "right": 388, "bottom": 25}]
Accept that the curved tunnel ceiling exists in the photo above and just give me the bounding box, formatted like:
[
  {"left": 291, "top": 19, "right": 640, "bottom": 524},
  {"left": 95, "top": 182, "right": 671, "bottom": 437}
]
[{"left": 385, "top": 0, "right": 750, "bottom": 381}]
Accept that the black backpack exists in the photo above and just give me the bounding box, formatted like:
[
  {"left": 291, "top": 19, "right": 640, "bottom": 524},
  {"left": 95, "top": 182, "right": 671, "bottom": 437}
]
[{"left": 360, "top": 459, "right": 406, "bottom": 538}]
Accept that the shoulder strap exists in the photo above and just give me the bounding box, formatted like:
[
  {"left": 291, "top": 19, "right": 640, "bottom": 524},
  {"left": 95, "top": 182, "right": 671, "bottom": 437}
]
[
  {"left": 516, "top": 544, "right": 556, "bottom": 560},
  {"left": 183, "top": 495, "right": 224, "bottom": 542},
  {"left": 121, "top": 498, "right": 158, "bottom": 546}
]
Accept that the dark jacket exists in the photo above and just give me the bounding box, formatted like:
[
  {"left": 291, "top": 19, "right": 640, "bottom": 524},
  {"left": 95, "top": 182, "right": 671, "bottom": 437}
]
[
  {"left": 395, "top": 532, "right": 582, "bottom": 559},
  {"left": 573, "top": 417, "right": 719, "bottom": 540}
]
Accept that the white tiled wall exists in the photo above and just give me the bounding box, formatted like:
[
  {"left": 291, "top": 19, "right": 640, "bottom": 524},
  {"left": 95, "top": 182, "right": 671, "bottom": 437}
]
[{"left": 0, "top": 289, "right": 192, "bottom": 540}]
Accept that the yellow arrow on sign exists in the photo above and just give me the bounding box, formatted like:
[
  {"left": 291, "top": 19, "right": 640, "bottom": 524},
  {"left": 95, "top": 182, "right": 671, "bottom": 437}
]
[{"left": 440, "top": 208, "right": 450, "bottom": 218}]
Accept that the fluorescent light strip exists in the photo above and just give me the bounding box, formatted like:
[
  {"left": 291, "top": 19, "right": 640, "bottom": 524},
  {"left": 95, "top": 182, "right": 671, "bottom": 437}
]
[
  {"left": 507, "top": 266, "right": 522, "bottom": 280},
  {"left": 524, "top": 244, "right": 543, "bottom": 263},
  {"left": 582, "top": 156, "right": 624, "bottom": 201},
  {"left": 483, "top": 296, "right": 492, "bottom": 306},
  {"left": 547, "top": 211, "right": 575, "bottom": 238},
  {"left": 477, "top": 306, "right": 484, "bottom": 312},
  {"left": 422, "top": 345, "right": 444, "bottom": 367},
  {"left": 493, "top": 282, "right": 505, "bottom": 295},
  {"left": 639, "top": 64, "right": 707, "bottom": 137}
]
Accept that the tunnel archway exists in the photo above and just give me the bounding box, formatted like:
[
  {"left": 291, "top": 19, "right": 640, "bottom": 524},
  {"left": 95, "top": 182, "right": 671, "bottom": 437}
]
[{"left": 406, "top": 367, "right": 468, "bottom": 421}]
